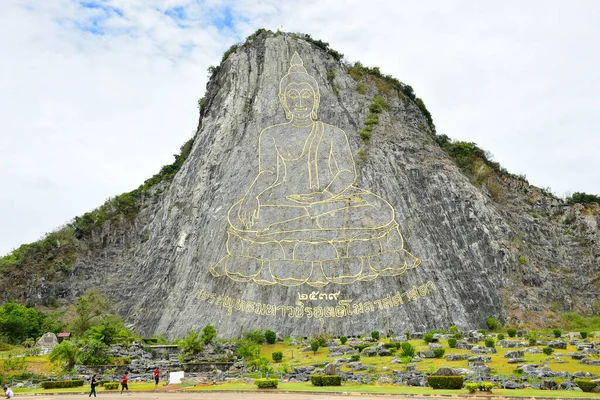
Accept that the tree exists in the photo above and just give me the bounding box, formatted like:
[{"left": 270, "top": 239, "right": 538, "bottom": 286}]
[
  {"left": 243, "top": 329, "right": 265, "bottom": 344},
  {"left": 271, "top": 351, "right": 283, "bottom": 362},
  {"left": 78, "top": 339, "right": 110, "bottom": 366},
  {"left": 179, "top": 331, "right": 203, "bottom": 355},
  {"left": 236, "top": 339, "right": 260, "bottom": 360},
  {"left": 400, "top": 342, "right": 415, "bottom": 358},
  {"left": 310, "top": 339, "right": 320, "bottom": 354},
  {"left": 84, "top": 314, "right": 132, "bottom": 347},
  {"left": 49, "top": 340, "right": 80, "bottom": 370},
  {"left": 264, "top": 330, "right": 276, "bottom": 344},
  {"left": 0, "top": 302, "right": 43, "bottom": 344},
  {"left": 485, "top": 317, "right": 501, "bottom": 331},
  {"left": 70, "top": 289, "right": 110, "bottom": 336},
  {"left": 371, "top": 330, "right": 380, "bottom": 341},
  {"left": 201, "top": 325, "right": 217, "bottom": 345}
]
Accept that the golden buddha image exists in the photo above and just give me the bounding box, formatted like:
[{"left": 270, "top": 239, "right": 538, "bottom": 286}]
[{"left": 210, "top": 52, "right": 421, "bottom": 287}]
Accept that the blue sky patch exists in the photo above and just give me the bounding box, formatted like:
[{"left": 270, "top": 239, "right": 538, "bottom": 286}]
[{"left": 74, "top": 0, "right": 124, "bottom": 35}]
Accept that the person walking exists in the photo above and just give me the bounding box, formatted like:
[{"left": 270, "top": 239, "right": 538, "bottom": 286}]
[
  {"left": 153, "top": 367, "right": 160, "bottom": 391},
  {"left": 120, "top": 371, "right": 130, "bottom": 396},
  {"left": 89, "top": 374, "right": 99, "bottom": 397}
]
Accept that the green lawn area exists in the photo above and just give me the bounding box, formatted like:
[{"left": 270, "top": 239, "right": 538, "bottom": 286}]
[{"left": 263, "top": 338, "right": 600, "bottom": 377}]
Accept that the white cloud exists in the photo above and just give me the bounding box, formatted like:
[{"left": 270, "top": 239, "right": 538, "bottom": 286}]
[{"left": 1, "top": 0, "right": 599, "bottom": 255}]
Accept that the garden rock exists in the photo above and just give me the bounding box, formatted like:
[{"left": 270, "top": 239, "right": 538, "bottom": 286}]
[
  {"left": 456, "top": 341, "right": 472, "bottom": 350},
  {"left": 505, "top": 350, "right": 525, "bottom": 358}
]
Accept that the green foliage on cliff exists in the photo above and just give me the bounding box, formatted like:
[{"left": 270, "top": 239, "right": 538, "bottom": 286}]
[
  {"left": 291, "top": 33, "right": 344, "bottom": 61},
  {"left": 348, "top": 62, "right": 435, "bottom": 132},
  {"left": 567, "top": 192, "right": 600, "bottom": 205},
  {"left": 359, "top": 96, "right": 389, "bottom": 142}
]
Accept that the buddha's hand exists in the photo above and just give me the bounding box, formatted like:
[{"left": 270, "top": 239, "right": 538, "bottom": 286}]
[
  {"left": 239, "top": 197, "right": 260, "bottom": 228},
  {"left": 287, "top": 191, "right": 333, "bottom": 204}
]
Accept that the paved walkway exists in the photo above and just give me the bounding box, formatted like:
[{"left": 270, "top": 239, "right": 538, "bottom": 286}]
[{"left": 13, "top": 392, "right": 436, "bottom": 400}]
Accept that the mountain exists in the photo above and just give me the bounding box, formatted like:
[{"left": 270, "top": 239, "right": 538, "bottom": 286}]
[{"left": 2, "top": 30, "right": 598, "bottom": 338}]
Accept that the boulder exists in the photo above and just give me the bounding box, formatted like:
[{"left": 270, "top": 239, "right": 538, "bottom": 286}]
[
  {"left": 507, "top": 358, "right": 526, "bottom": 364},
  {"left": 540, "top": 379, "right": 558, "bottom": 390},
  {"left": 417, "top": 351, "right": 434, "bottom": 358},
  {"left": 456, "top": 341, "right": 472, "bottom": 350},
  {"left": 548, "top": 341, "right": 567, "bottom": 350},
  {"left": 468, "top": 355, "right": 491, "bottom": 363},
  {"left": 361, "top": 347, "right": 377, "bottom": 357},
  {"left": 445, "top": 354, "right": 468, "bottom": 361},
  {"left": 505, "top": 350, "right": 525, "bottom": 358},
  {"left": 322, "top": 363, "right": 337, "bottom": 376},
  {"left": 431, "top": 367, "right": 457, "bottom": 376}
]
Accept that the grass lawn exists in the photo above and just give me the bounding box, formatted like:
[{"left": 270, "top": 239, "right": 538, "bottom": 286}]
[{"left": 265, "top": 338, "right": 600, "bottom": 378}]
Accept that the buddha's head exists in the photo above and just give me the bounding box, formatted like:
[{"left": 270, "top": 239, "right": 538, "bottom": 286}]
[{"left": 279, "top": 52, "right": 320, "bottom": 121}]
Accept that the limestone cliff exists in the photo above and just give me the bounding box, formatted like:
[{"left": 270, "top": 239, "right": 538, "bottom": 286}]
[{"left": 2, "top": 31, "right": 599, "bottom": 338}]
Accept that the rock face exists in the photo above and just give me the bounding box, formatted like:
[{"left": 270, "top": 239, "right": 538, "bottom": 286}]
[{"left": 7, "top": 31, "right": 600, "bottom": 338}]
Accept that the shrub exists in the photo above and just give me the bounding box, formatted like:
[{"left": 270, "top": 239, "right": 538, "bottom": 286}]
[
  {"left": 448, "top": 338, "right": 457, "bottom": 348},
  {"left": 567, "top": 192, "right": 600, "bottom": 205},
  {"left": 243, "top": 329, "right": 265, "bottom": 344},
  {"left": 352, "top": 343, "right": 370, "bottom": 352},
  {"left": 350, "top": 354, "right": 360, "bottom": 362},
  {"left": 311, "top": 374, "right": 341, "bottom": 386},
  {"left": 466, "top": 382, "right": 479, "bottom": 393},
  {"left": 477, "top": 329, "right": 486, "bottom": 335},
  {"left": 371, "top": 330, "right": 380, "bottom": 341},
  {"left": 513, "top": 368, "right": 523, "bottom": 375},
  {"left": 485, "top": 317, "right": 501, "bottom": 331},
  {"left": 200, "top": 324, "right": 217, "bottom": 344},
  {"left": 41, "top": 380, "right": 84, "bottom": 389},
  {"left": 178, "top": 331, "right": 203, "bottom": 355},
  {"left": 553, "top": 329, "right": 562, "bottom": 338},
  {"left": 433, "top": 348, "right": 445, "bottom": 358},
  {"left": 449, "top": 325, "right": 458, "bottom": 334},
  {"left": 254, "top": 378, "right": 278, "bottom": 389},
  {"left": 542, "top": 347, "right": 554, "bottom": 355},
  {"left": 481, "top": 382, "right": 494, "bottom": 391},
  {"left": 339, "top": 336, "right": 347, "bottom": 345},
  {"left": 580, "top": 331, "right": 588, "bottom": 339},
  {"left": 497, "top": 333, "right": 505, "bottom": 340},
  {"left": 423, "top": 333, "right": 434, "bottom": 343},
  {"left": 322, "top": 375, "right": 342, "bottom": 386},
  {"left": 272, "top": 351, "right": 283, "bottom": 363},
  {"left": 575, "top": 379, "right": 598, "bottom": 392},
  {"left": 311, "top": 374, "right": 323, "bottom": 386},
  {"left": 404, "top": 331, "right": 411, "bottom": 340},
  {"left": 265, "top": 330, "right": 277, "bottom": 344},
  {"left": 528, "top": 335, "right": 537, "bottom": 346},
  {"left": 426, "top": 376, "right": 464, "bottom": 389},
  {"left": 484, "top": 338, "right": 495, "bottom": 348},
  {"left": 310, "top": 339, "right": 320, "bottom": 354},
  {"left": 104, "top": 382, "right": 119, "bottom": 390},
  {"left": 507, "top": 328, "right": 517, "bottom": 338},
  {"left": 400, "top": 342, "right": 416, "bottom": 358}
]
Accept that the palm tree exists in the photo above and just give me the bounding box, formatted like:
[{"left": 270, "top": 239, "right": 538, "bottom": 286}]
[{"left": 49, "top": 340, "right": 80, "bottom": 370}]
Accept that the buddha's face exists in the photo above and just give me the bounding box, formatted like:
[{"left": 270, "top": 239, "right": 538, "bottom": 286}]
[{"left": 284, "top": 82, "right": 316, "bottom": 119}]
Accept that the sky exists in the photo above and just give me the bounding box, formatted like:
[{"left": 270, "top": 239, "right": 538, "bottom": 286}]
[{"left": 1, "top": 0, "right": 599, "bottom": 256}]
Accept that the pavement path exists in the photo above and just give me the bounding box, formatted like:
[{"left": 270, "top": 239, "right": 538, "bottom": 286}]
[{"left": 11, "top": 392, "right": 441, "bottom": 400}]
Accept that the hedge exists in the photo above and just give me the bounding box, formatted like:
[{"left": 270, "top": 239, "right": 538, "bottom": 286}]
[
  {"left": 310, "top": 374, "right": 342, "bottom": 386},
  {"left": 41, "top": 380, "right": 84, "bottom": 389},
  {"left": 575, "top": 379, "right": 598, "bottom": 392},
  {"left": 97, "top": 380, "right": 110, "bottom": 386},
  {"left": 104, "top": 382, "right": 119, "bottom": 390},
  {"left": 426, "top": 376, "right": 464, "bottom": 389},
  {"left": 254, "top": 378, "right": 278, "bottom": 389}
]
